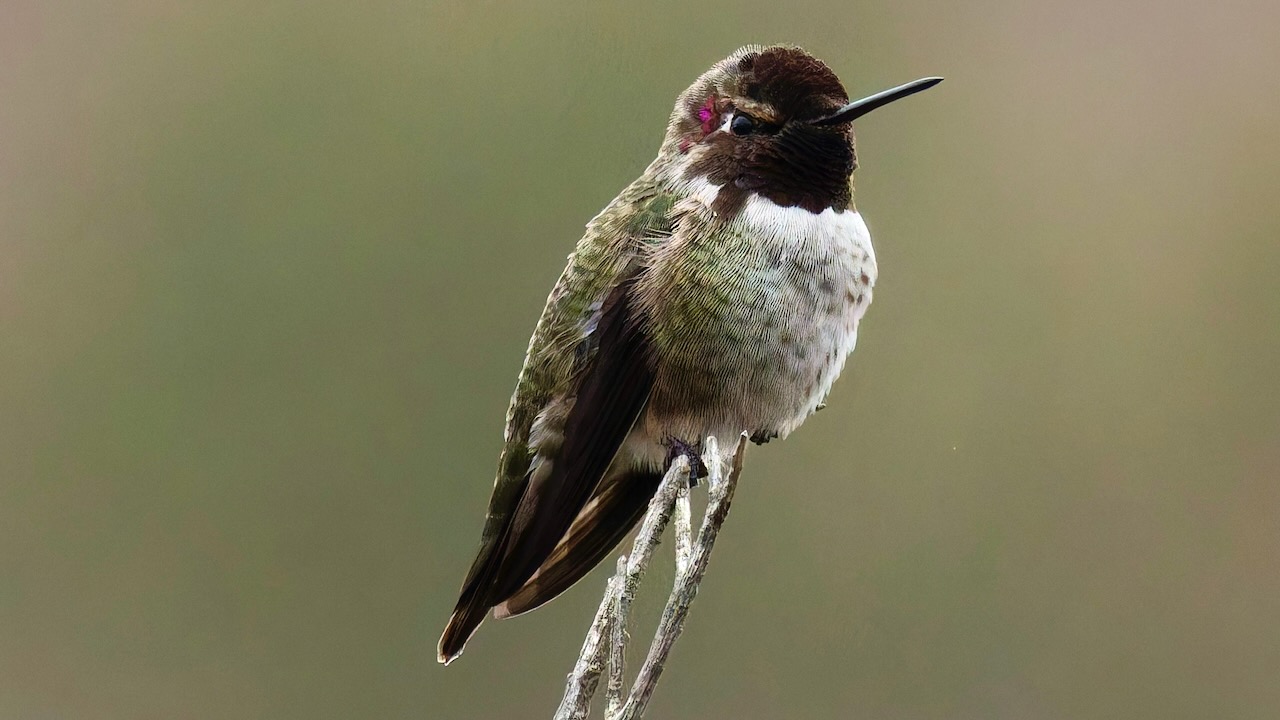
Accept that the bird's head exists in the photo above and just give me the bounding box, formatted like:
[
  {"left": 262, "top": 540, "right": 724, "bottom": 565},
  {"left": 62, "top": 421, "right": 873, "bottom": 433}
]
[{"left": 662, "top": 45, "right": 940, "bottom": 215}]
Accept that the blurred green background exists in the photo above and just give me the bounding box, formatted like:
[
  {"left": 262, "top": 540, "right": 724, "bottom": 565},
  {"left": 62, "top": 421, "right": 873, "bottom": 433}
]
[{"left": 3, "top": 0, "right": 1279, "bottom": 717}]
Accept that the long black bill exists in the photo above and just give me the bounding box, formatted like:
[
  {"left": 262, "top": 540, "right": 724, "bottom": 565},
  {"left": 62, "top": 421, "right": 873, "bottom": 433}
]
[{"left": 811, "top": 76, "right": 943, "bottom": 126}]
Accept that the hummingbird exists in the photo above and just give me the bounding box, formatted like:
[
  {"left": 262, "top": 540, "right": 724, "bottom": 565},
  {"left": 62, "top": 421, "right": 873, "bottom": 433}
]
[{"left": 438, "top": 44, "right": 940, "bottom": 664}]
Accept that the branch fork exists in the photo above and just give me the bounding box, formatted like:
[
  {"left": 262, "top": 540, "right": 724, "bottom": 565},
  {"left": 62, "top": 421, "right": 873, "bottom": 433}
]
[{"left": 553, "top": 433, "right": 749, "bottom": 720}]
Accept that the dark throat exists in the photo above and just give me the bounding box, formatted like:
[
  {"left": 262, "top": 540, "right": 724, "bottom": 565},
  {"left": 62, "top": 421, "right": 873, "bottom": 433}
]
[{"left": 687, "top": 124, "right": 855, "bottom": 216}]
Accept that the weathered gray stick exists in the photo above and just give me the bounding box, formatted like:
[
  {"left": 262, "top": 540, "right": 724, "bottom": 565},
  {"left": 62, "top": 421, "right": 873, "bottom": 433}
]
[
  {"left": 552, "top": 570, "right": 621, "bottom": 720},
  {"left": 604, "top": 556, "right": 626, "bottom": 719},
  {"left": 553, "top": 456, "right": 692, "bottom": 720},
  {"left": 552, "top": 433, "right": 748, "bottom": 720},
  {"left": 617, "top": 434, "right": 747, "bottom": 720}
]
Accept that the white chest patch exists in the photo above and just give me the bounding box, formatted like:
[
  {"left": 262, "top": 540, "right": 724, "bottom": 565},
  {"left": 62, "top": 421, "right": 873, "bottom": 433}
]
[
  {"left": 730, "top": 195, "right": 878, "bottom": 436},
  {"left": 635, "top": 175, "right": 881, "bottom": 449},
  {"left": 733, "top": 194, "right": 876, "bottom": 287}
]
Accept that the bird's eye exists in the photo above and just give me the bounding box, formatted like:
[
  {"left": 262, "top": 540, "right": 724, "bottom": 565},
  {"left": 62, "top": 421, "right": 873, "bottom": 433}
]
[{"left": 730, "top": 113, "right": 756, "bottom": 136}]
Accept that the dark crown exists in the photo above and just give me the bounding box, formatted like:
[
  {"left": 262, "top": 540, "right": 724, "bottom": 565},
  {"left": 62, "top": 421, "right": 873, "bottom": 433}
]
[{"left": 735, "top": 46, "right": 850, "bottom": 122}]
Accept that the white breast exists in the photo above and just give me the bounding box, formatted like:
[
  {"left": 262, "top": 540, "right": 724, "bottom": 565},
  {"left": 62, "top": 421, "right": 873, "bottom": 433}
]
[
  {"left": 634, "top": 176, "right": 880, "bottom": 455},
  {"left": 730, "top": 195, "right": 878, "bottom": 436}
]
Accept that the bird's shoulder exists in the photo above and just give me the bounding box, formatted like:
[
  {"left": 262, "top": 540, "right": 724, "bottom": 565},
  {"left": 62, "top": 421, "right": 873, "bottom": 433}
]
[{"left": 493, "top": 176, "right": 682, "bottom": 484}]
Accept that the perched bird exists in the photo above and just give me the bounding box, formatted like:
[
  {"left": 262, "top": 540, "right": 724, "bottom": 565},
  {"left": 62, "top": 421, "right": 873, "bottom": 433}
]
[{"left": 438, "top": 44, "right": 940, "bottom": 664}]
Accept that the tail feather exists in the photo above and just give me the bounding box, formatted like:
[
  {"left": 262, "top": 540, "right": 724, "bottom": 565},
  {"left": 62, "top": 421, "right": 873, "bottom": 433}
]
[
  {"left": 437, "top": 273, "right": 654, "bottom": 663},
  {"left": 438, "top": 596, "right": 489, "bottom": 665},
  {"left": 438, "top": 469, "right": 661, "bottom": 662},
  {"left": 438, "top": 523, "right": 513, "bottom": 664},
  {"left": 494, "top": 470, "right": 662, "bottom": 619}
]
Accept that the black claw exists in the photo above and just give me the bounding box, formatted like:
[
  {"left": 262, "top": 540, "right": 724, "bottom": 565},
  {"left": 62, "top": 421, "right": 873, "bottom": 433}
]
[
  {"left": 663, "top": 436, "right": 708, "bottom": 486},
  {"left": 750, "top": 430, "right": 778, "bottom": 446}
]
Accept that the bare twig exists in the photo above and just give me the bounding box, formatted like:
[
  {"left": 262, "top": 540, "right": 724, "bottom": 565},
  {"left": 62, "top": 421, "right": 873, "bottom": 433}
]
[
  {"left": 672, "top": 482, "right": 693, "bottom": 579},
  {"left": 554, "top": 457, "right": 692, "bottom": 720},
  {"left": 604, "top": 557, "right": 626, "bottom": 719},
  {"left": 552, "top": 570, "right": 621, "bottom": 720},
  {"left": 618, "top": 435, "right": 746, "bottom": 720},
  {"left": 552, "top": 433, "right": 749, "bottom": 720}
]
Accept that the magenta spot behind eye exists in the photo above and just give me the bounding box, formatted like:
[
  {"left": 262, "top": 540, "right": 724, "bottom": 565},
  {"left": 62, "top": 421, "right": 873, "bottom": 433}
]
[{"left": 697, "top": 96, "right": 719, "bottom": 135}]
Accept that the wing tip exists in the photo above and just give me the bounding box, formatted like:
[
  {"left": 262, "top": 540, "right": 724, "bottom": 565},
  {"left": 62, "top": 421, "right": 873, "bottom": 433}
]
[
  {"left": 437, "top": 605, "right": 488, "bottom": 666},
  {"left": 436, "top": 632, "right": 464, "bottom": 666}
]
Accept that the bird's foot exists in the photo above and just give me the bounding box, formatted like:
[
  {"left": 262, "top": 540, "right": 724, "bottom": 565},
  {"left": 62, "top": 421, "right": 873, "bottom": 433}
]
[{"left": 663, "top": 437, "right": 708, "bottom": 487}]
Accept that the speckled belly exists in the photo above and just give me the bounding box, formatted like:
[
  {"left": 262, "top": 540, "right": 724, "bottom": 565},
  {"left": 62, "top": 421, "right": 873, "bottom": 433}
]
[{"left": 634, "top": 197, "right": 876, "bottom": 458}]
